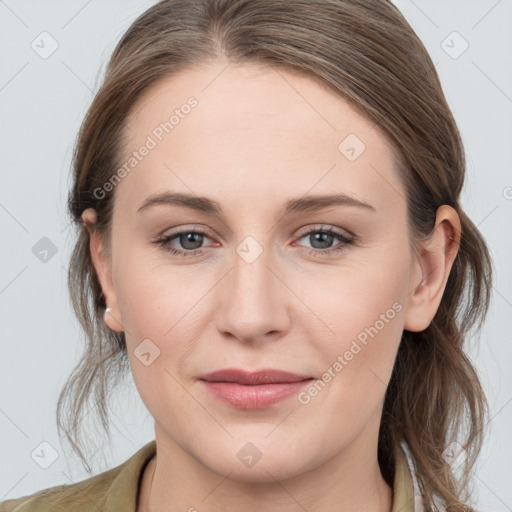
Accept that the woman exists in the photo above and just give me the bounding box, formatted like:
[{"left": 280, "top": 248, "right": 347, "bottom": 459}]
[{"left": 0, "top": 0, "right": 492, "bottom": 510}]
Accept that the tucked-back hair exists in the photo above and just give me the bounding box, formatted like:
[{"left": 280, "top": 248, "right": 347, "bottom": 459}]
[{"left": 59, "top": 0, "right": 493, "bottom": 509}]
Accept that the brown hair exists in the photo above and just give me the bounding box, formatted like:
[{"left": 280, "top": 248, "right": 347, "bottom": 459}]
[{"left": 59, "top": 0, "right": 493, "bottom": 509}]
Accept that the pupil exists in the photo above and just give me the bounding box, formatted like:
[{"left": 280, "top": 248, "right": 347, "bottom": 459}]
[
  {"left": 312, "top": 233, "right": 333, "bottom": 249},
  {"left": 181, "top": 233, "right": 202, "bottom": 250}
]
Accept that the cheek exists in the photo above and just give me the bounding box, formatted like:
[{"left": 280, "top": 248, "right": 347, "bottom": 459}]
[
  {"left": 295, "top": 249, "right": 409, "bottom": 396},
  {"left": 113, "top": 246, "right": 194, "bottom": 336},
  {"left": 114, "top": 261, "right": 193, "bottom": 418},
  {"left": 296, "top": 248, "right": 408, "bottom": 338},
  {"left": 112, "top": 250, "right": 210, "bottom": 384}
]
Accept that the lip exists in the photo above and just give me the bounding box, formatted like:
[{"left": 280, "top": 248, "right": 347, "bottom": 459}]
[
  {"left": 199, "top": 368, "right": 311, "bottom": 385},
  {"left": 198, "top": 368, "right": 314, "bottom": 409}
]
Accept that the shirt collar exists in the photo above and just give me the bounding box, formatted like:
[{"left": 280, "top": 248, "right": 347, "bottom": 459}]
[
  {"left": 105, "top": 440, "right": 157, "bottom": 511},
  {"left": 392, "top": 441, "right": 417, "bottom": 512}
]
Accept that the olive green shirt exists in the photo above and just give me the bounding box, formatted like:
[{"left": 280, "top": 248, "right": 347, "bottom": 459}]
[{"left": 0, "top": 440, "right": 416, "bottom": 511}]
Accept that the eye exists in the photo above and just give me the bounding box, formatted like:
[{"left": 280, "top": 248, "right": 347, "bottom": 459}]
[
  {"left": 152, "top": 224, "right": 355, "bottom": 258},
  {"left": 293, "top": 225, "right": 354, "bottom": 257},
  {"left": 152, "top": 227, "right": 216, "bottom": 257}
]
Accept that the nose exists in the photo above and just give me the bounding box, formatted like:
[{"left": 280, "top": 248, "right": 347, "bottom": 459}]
[{"left": 214, "top": 242, "right": 292, "bottom": 345}]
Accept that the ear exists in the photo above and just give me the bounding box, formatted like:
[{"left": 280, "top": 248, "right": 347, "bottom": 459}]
[
  {"left": 404, "top": 205, "right": 461, "bottom": 332},
  {"left": 81, "top": 208, "right": 124, "bottom": 333}
]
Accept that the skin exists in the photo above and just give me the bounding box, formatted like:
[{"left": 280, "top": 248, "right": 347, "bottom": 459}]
[{"left": 82, "top": 60, "right": 461, "bottom": 512}]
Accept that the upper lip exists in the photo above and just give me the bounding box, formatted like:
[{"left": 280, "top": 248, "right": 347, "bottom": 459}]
[{"left": 199, "top": 368, "right": 313, "bottom": 385}]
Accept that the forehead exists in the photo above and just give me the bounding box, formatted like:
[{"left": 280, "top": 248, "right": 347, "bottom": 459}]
[{"left": 114, "top": 60, "right": 405, "bottom": 216}]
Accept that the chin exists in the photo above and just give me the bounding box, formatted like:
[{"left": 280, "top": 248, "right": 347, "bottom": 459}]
[
  {"left": 193, "top": 435, "right": 322, "bottom": 484},
  {"left": 214, "top": 456, "right": 309, "bottom": 484}
]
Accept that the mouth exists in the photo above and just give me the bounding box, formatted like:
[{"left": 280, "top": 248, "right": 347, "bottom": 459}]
[
  {"left": 199, "top": 368, "right": 313, "bottom": 385},
  {"left": 198, "top": 368, "right": 315, "bottom": 409}
]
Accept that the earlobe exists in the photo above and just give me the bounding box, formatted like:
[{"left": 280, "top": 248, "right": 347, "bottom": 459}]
[
  {"left": 403, "top": 205, "right": 461, "bottom": 333},
  {"left": 81, "top": 208, "right": 124, "bottom": 333}
]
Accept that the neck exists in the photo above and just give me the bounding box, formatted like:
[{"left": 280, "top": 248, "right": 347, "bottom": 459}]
[{"left": 138, "top": 427, "right": 393, "bottom": 512}]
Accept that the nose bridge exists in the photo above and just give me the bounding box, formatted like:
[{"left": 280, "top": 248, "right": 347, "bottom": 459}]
[
  {"left": 215, "top": 236, "right": 289, "bottom": 341},
  {"left": 234, "top": 239, "right": 272, "bottom": 303}
]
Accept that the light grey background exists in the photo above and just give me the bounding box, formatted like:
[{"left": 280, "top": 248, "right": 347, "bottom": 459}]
[{"left": 0, "top": 0, "right": 511, "bottom": 509}]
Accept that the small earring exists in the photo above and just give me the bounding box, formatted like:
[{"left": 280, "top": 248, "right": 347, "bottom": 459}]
[{"left": 104, "top": 307, "right": 112, "bottom": 323}]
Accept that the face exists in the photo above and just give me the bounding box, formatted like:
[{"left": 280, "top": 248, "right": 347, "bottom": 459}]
[{"left": 86, "top": 60, "right": 430, "bottom": 482}]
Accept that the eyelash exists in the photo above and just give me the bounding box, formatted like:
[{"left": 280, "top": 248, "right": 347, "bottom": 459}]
[{"left": 152, "top": 225, "right": 355, "bottom": 258}]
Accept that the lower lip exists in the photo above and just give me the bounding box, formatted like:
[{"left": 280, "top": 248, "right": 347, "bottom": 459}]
[{"left": 200, "top": 380, "right": 313, "bottom": 409}]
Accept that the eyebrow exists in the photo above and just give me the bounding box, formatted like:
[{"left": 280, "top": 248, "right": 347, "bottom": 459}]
[{"left": 136, "top": 191, "right": 376, "bottom": 216}]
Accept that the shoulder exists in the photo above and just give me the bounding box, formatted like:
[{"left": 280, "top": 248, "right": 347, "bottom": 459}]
[
  {"left": 0, "top": 467, "right": 118, "bottom": 512},
  {"left": 0, "top": 441, "right": 156, "bottom": 512}
]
